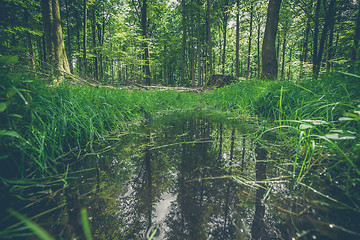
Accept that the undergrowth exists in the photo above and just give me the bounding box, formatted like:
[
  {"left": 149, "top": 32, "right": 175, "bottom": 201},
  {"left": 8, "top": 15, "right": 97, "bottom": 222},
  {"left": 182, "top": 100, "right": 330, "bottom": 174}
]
[{"left": 1, "top": 71, "right": 359, "bottom": 182}]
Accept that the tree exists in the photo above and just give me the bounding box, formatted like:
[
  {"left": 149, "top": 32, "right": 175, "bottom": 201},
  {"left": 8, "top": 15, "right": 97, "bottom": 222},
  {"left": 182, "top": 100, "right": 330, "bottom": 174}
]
[
  {"left": 181, "top": 0, "right": 187, "bottom": 86},
  {"left": 246, "top": 1, "right": 253, "bottom": 79},
  {"left": 141, "top": 0, "right": 151, "bottom": 85},
  {"left": 83, "top": 0, "right": 87, "bottom": 77},
  {"left": 206, "top": 0, "right": 213, "bottom": 77},
  {"left": 354, "top": 2, "right": 360, "bottom": 69},
  {"left": 261, "top": 0, "right": 281, "bottom": 79},
  {"left": 313, "top": 0, "right": 336, "bottom": 79},
  {"left": 41, "top": 0, "right": 70, "bottom": 75},
  {"left": 235, "top": 0, "right": 240, "bottom": 79}
]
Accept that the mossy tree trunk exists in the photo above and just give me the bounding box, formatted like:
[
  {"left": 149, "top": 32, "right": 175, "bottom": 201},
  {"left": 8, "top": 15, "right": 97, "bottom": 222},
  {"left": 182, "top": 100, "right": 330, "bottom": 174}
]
[
  {"left": 41, "top": 0, "right": 70, "bottom": 76},
  {"left": 261, "top": 0, "right": 281, "bottom": 79}
]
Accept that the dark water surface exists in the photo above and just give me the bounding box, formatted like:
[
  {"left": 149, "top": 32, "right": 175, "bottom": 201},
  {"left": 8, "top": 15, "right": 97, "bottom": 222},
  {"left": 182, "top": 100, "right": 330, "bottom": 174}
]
[{"left": 2, "top": 112, "right": 360, "bottom": 239}]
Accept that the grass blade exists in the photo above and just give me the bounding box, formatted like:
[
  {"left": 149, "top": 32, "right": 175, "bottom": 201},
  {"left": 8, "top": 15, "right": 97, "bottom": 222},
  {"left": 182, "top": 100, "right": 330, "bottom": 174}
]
[{"left": 8, "top": 209, "right": 55, "bottom": 240}]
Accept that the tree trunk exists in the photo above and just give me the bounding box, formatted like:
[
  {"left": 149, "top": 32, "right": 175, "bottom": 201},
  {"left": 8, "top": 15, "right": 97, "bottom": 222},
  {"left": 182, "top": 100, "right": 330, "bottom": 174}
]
[
  {"left": 41, "top": 0, "right": 70, "bottom": 75},
  {"left": 197, "top": 1, "right": 202, "bottom": 86},
  {"left": 353, "top": 3, "right": 360, "bottom": 68},
  {"left": 41, "top": 0, "right": 54, "bottom": 72},
  {"left": 222, "top": 11, "right": 228, "bottom": 75},
  {"left": 163, "top": 45, "right": 167, "bottom": 85},
  {"left": 75, "top": 8, "right": 82, "bottom": 74},
  {"left": 190, "top": 8, "right": 195, "bottom": 86},
  {"left": 52, "top": 0, "right": 70, "bottom": 73},
  {"left": 83, "top": 0, "right": 87, "bottom": 77},
  {"left": 299, "top": 20, "right": 310, "bottom": 78},
  {"left": 261, "top": 0, "right": 282, "bottom": 79},
  {"left": 312, "top": 0, "right": 321, "bottom": 75},
  {"left": 25, "top": 9, "right": 35, "bottom": 71},
  {"left": 257, "top": 21, "right": 261, "bottom": 78},
  {"left": 235, "top": 0, "right": 240, "bottom": 78},
  {"left": 65, "top": 0, "right": 73, "bottom": 73},
  {"left": 281, "top": 32, "right": 286, "bottom": 79},
  {"left": 313, "top": 0, "right": 336, "bottom": 79},
  {"left": 326, "top": 21, "right": 335, "bottom": 72},
  {"left": 141, "top": 0, "right": 151, "bottom": 85},
  {"left": 206, "top": 0, "right": 213, "bottom": 77},
  {"left": 247, "top": 2, "right": 253, "bottom": 79},
  {"left": 91, "top": 6, "right": 98, "bottom": 81},
  {"left": 288, "top": 47, "right": 292, "bottom": 79},
  {"left": 181, "top": 0, "right": 186, "bottom": 86}
]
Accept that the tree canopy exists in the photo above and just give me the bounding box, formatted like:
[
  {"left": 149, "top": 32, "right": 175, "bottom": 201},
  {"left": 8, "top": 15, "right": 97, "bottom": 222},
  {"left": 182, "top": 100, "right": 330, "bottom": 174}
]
[{"left": 1, "top": 0, "right": 359, "bottom": 85}]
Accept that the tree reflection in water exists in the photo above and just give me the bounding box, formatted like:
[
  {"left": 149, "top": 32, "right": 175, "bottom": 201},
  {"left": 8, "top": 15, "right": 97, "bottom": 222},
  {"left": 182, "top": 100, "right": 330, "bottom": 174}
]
[{"left": 57, "top": 113, "right": 360, "bottom": 239}]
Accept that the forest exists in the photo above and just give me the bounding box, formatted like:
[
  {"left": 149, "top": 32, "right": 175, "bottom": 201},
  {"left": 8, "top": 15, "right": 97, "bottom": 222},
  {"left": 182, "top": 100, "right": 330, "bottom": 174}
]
[{"left": 0, "top": 0, "right": 360, "bottom": 239}]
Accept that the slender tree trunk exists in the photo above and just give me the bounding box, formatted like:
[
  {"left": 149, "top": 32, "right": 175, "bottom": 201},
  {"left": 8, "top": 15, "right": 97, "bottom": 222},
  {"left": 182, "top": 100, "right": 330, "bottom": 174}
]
[
  {"left": 281, "top": 32, "right": 286, "bottom": 78},
  {"left": 261, "top": 0, "right": 282, "bottom": 79},
  {"left": 181, "top": 0, "right": 186, "bottom": 86},
  {"left": 190, "top": 8, "right": 195, "bottom": 86},
  {"left": 65, "top": 0, "right": 73, "bottom": 73},
  {"left": 326, "top": 21, "right": 335, "bottom": 72},
  {"left": 288, "top": 47, "right": 292, "bottom": 79},
  {"left": 206, "top": 0, "right": 213, "bottom": 77},
  {"left": 98, "top": 23, "right": 103, "bottom": 79},
  {"left": 75, "top": 8, "right": 82, "bottom": 73},
  {"left": 25, "top": 9, "right": 35, "bottom": 70},
  {"left": 235, "top": 0, "right": 240, "bottom": 78},
  {"left": 222, "top": 11, "right": 228, "bottom": 75},
  {"left": 141, "top": 0, "right": 151, "bottom": 85},
  {"left": 247, "top": 2, "right": 253, "bottom": 79},
  {"left": 299, "top": 20, "right": 310, "bottom": 78},
  {"left": 83, "top": 0, "right": 87, "bottom": 77},
  {"left": 353, "top": 3, "right": 360, "bottom": 68},
  {"left": 257, "top": 20, "right": 261, "bottom": 78},
  {"left": 313, "top": 0, "right": 336, "bottom": 79},
  {"left": 91, "top": 6, "right": 98, "bottom": 81},
  {"left": 197, "top": 1, "right": 202, "bottom": 86},
  {"left": 312, "top": 0, "right": 321, "bottom": 74},
  {"left": 276, "top": 34, "right": 280, "bottom": 68},
  {"left": 27, "top": 32, "right": 35, "bottom": 71},
  {"left": 38, "top": 36, "right": 45, "bottom": 68}
]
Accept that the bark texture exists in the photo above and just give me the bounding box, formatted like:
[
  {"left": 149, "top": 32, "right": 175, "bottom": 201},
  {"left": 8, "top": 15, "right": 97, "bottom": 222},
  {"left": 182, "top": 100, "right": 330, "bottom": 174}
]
[{"left": 261, "top": 0, "right": 281, "bottom": 79}]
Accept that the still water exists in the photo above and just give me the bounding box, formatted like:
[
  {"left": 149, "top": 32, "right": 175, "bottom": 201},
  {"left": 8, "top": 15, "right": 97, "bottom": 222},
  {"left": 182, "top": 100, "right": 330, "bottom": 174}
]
[
  {"left": 58, "top": 113, "right": 359, "bottom": 240},
  {"left": 3, "top": 113, "right": 359, "bottom": 239}
]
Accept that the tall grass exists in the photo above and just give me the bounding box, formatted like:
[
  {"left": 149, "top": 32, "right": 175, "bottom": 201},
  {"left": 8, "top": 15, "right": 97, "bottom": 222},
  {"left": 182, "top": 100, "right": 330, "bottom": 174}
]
[{"left": 1, "top": 72, "right": 359, "bottom": 182}]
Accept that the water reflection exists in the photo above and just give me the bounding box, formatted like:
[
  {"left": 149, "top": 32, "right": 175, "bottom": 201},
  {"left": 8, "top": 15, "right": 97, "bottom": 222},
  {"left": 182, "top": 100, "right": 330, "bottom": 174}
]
[{"left": 58, "top": 114, "right": 360, "bottom": 240}]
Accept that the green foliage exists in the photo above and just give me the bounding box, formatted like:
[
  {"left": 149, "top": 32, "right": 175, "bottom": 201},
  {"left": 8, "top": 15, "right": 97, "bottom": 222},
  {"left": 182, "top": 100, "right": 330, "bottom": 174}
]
[{"left": 8, "top": 209, "right": 55, "bottom": 240}]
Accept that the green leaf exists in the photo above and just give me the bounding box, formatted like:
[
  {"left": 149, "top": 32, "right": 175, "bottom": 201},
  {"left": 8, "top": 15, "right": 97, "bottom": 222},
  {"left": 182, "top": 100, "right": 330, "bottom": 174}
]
[
  {"left": 299, "top": 124, "right": 313, "bottom": 130},
  {"left": 8, "top": 114, "right": 22, "bottom": 118},
  {"left": 344, "top": 112, "right": 360, "bottom": 121},
  {"left": 0, "top": 56, "right": 19, "bottom": 65},
  {"left": 0, "top": 130, "right": 21, "bottom": 138},
  {"left": 6, "top": 88, "right": 17, "bottom": 98},
  {"left": 0, "top": 154, "right": 9, "bottom": 160},
  {"left": 81, "top": 208, "right": 93, "bottom": 240},
  {"left": 325, "top": 130, "right": 356, "bottom": 140},
  {"left": 302, "top": 120, "right": 327, "bottom": 125},
  {"left": 0, "top": 102, "right": 7, "bottom": 113},
  {"left": 339, "top": 117, "right": 353, "bottom": 121}
]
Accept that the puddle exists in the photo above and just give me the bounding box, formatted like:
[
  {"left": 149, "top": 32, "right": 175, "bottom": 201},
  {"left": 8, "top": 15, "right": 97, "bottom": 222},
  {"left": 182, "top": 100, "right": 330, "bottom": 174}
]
[{"left": 2, "top": 112, "right": 360, "bottom": 239}]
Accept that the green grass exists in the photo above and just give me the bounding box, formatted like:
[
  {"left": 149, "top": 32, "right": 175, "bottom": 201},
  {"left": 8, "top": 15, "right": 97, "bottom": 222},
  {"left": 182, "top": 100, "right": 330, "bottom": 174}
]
[{"left": 1, "top": 72, "right": 359, "bottom": 181}]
